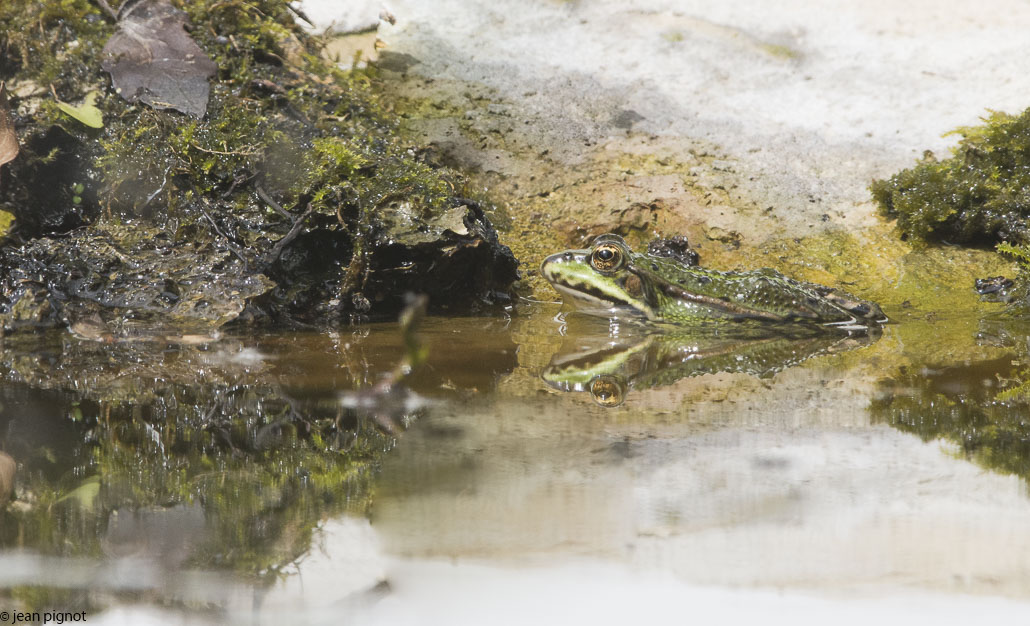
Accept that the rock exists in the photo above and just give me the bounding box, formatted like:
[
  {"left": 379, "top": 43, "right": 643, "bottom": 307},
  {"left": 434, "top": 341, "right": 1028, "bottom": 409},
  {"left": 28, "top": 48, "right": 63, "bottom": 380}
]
[
  {"left": 557, "top": 201, "right": 666, "bottom": 246},
  {"left": 367, "top": 199, "right": 518, "bottom": 311},
  {"left": 297, "top": 0, "right": 386, "bottom": 34}
]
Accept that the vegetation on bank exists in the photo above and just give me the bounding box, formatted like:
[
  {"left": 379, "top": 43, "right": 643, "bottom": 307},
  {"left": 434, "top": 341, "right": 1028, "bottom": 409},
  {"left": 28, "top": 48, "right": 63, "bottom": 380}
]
[
  {"left": 0, "top": 0, "right": 516, "bottom": 333},
  {"left": 871, "top": 108, "right": 1030, "bottom": 248}
]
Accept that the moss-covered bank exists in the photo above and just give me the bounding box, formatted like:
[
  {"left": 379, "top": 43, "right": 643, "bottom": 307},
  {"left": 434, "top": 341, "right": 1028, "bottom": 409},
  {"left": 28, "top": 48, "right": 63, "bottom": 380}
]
[
  {"left": 871, "top": 108, "right": 1030, "bottom": 247},
  {"left": 0, "top": 0, "right": 517, "bottom": 333}
]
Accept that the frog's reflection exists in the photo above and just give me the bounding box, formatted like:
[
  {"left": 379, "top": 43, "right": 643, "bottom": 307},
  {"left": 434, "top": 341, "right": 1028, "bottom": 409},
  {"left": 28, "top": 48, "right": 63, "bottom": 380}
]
[{"left": 543, "top": 320, "right": 879, "bottom": 406}]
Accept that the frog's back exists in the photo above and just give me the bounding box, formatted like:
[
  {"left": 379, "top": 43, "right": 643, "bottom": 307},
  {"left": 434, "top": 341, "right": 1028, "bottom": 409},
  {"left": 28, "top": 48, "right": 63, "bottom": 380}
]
[{"left": 638, "top": 257, "right": 880, "bottom": 326}]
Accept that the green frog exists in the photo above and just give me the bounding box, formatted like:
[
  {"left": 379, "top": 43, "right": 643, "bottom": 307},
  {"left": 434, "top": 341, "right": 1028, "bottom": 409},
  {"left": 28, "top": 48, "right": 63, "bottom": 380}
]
[{"left": 540, "top": 234, "right": 886, "bottom": 329}]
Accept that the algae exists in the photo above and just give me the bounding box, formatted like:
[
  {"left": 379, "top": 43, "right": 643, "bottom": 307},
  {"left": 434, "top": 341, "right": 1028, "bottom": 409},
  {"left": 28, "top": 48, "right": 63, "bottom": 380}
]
[{"left": 871, "top": 108, "right": 1030, "bottom": 246}]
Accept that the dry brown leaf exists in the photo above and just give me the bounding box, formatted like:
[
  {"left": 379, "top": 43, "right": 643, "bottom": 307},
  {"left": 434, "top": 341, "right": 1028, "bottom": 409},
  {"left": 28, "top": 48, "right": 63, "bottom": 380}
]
[
  {"left": 101, "top": 0, "right": 218, "bottom": 118},
  {"left": 0, "top": 81, "right": 19, "bottom": 166}
]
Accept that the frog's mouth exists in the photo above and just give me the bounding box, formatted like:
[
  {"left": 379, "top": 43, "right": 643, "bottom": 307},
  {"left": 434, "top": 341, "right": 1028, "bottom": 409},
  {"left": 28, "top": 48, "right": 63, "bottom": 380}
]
[
  {"left": 550, "top": 282, "right": 621, "bottom": 308},
  {"left": 548, "top": 280, "right": 651, "bottom": 320}
]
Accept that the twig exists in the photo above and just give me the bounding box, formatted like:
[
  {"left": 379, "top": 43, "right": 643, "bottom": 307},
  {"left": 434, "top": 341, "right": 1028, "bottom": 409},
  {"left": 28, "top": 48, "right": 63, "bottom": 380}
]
[
  {"left": 141, "top": 166, "right": 171, "bottom": 209},
  {"left": 200, "top": 205, "right": 250, "bottom": 270},
  {"left": 262, "top": 205, "right": 314, "bottom": 269},
  {"left": 284, "top": 2, "right": 314, "bottom": 27},
  {"left": 189, "top": 143, "right": 260, "bottom": 157},
  {"left": 341, "top": 236, "right": 366, "bottom": 295},
  {"left": 339, "top": 190, "right": 411, "bottom": 294},
  {"left": 93, "top": 0, "right": 119, "bottom": 21},
  {"left": 255, "top": 184, "right": 292, "bottom": 219},
  {"left": 221, "top": 171, "right": 258, "bottom": 198}
]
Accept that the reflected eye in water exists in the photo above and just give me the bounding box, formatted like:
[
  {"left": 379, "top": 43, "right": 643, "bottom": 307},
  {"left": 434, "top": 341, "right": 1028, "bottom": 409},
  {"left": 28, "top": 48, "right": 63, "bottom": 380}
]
[{"left": 589, "top": 375, "right": 626, "bottom": 407}]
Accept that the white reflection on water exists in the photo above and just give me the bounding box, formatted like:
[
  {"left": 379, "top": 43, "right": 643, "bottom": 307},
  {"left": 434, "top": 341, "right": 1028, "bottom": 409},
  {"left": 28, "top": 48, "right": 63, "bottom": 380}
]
[
  {"left": 248, "top": 416, "right": 1030, "bottom": 625},
  {"left": 371, "top": 401, "right": 1030, "bottom": 593},
  {"left": 0, "top": 553, "right": 238, "bottom": 602}
]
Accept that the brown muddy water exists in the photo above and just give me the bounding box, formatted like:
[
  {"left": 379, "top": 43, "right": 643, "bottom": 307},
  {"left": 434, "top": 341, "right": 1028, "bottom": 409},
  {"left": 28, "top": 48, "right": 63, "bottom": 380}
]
[{"left": 3, "top": 308, "right": 1030, "bottom": 624}]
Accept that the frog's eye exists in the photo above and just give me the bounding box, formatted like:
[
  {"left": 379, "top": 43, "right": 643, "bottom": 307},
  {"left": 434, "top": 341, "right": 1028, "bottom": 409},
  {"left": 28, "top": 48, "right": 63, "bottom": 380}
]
[
  {"left": 590, "top": 243, "right": 624, "bottom": 273},
  {"left": 590, "top": 375, "right": 625, "bottom": 407}
]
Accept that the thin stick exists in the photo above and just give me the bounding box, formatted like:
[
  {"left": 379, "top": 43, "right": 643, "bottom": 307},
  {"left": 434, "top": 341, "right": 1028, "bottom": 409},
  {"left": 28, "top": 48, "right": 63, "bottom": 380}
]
[
  {"left": 284, "top": 2, "right": 314, "bottom": 27},
  {"left": 94, "top": 0, "right": 119, "bottom": 21},
  {"left": 255, "top": 184, "right": 292, "bottom": 219},
  {"left": 263, "top": 205, "right": 314, "bottom": 268},
  {"left": 200, "top": 205, "right": 250, "bottom": 269}
]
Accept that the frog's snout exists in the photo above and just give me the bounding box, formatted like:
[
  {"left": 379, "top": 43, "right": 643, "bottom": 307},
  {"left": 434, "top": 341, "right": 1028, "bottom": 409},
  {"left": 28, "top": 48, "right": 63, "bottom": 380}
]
[{"left": 540, "top": 252, "right": 575, "bottom": 279}]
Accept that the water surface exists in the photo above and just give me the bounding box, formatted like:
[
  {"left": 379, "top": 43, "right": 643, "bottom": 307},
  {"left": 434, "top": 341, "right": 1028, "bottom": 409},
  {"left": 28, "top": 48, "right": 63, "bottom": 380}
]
[{"left": 3, "top": 309, "right": 1030, "bottom": 622}]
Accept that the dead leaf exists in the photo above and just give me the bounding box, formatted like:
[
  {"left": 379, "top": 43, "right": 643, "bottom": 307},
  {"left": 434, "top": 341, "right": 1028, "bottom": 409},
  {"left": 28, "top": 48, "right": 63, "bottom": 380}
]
[
  {"left": 101, "top": 0, "right": 218, "bottom": 118},
  {"left": 0, "top": 82, "right": 19, "bottom": 166}
]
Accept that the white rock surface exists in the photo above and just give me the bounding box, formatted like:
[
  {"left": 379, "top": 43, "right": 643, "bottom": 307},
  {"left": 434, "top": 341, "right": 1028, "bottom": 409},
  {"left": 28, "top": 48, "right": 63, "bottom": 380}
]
[
  {"left": 366, "top": 0, "right": 1030, "bottom": 221},
  {"left": 302, "top": 0, "right": 1030, "bottom": 242},
  {"left": 295, "top": 0, "right": 385, "bottom": 34}
]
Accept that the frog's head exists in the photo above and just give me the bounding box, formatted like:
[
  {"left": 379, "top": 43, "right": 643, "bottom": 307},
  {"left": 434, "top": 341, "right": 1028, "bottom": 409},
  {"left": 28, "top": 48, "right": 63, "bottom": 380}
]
[{"left": 540, "top": 234, "right": 656, "bottom": 320}]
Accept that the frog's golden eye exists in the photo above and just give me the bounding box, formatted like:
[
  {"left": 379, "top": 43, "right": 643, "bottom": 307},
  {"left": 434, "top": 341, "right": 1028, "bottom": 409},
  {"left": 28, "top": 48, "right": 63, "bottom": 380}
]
[
  {"left": 590, "top": 243, "right": 624, "bottom": 273},
  {"left": 589, "top": 375, "right": 625, "bottom": 407}
]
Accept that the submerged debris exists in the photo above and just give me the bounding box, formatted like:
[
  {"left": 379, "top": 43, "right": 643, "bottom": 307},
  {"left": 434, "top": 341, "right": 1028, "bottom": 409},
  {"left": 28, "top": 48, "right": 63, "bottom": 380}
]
[
  {"left": 972, "top": 243, "right": 1030, "bottom": 312},
  {"left": 975, "top": 275, "right": 1014, "bottom": 300},
  {"left": 0, "top": 222, "right": 273, "bottom": 333}
]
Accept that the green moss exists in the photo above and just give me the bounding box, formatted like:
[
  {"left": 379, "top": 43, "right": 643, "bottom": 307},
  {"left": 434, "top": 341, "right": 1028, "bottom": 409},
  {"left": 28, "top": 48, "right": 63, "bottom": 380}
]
[
  {"left": 0, "top": 209, "right": 13, "bottom": 240},
  {"left": 1, "top": 0, "right": 516, "bottom": 321},
  {"left": 0, "top": 0, "right": 110, "bottom": 101},
  {"left": 871, "top": 109, "right": 1030, "bottom": 245}
]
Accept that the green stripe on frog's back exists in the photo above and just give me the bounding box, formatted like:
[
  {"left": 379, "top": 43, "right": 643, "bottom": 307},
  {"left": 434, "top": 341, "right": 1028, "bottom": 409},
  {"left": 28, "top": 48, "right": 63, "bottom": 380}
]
[{"left": 629, "top": 256, "right": 852, "bottom": 324}]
